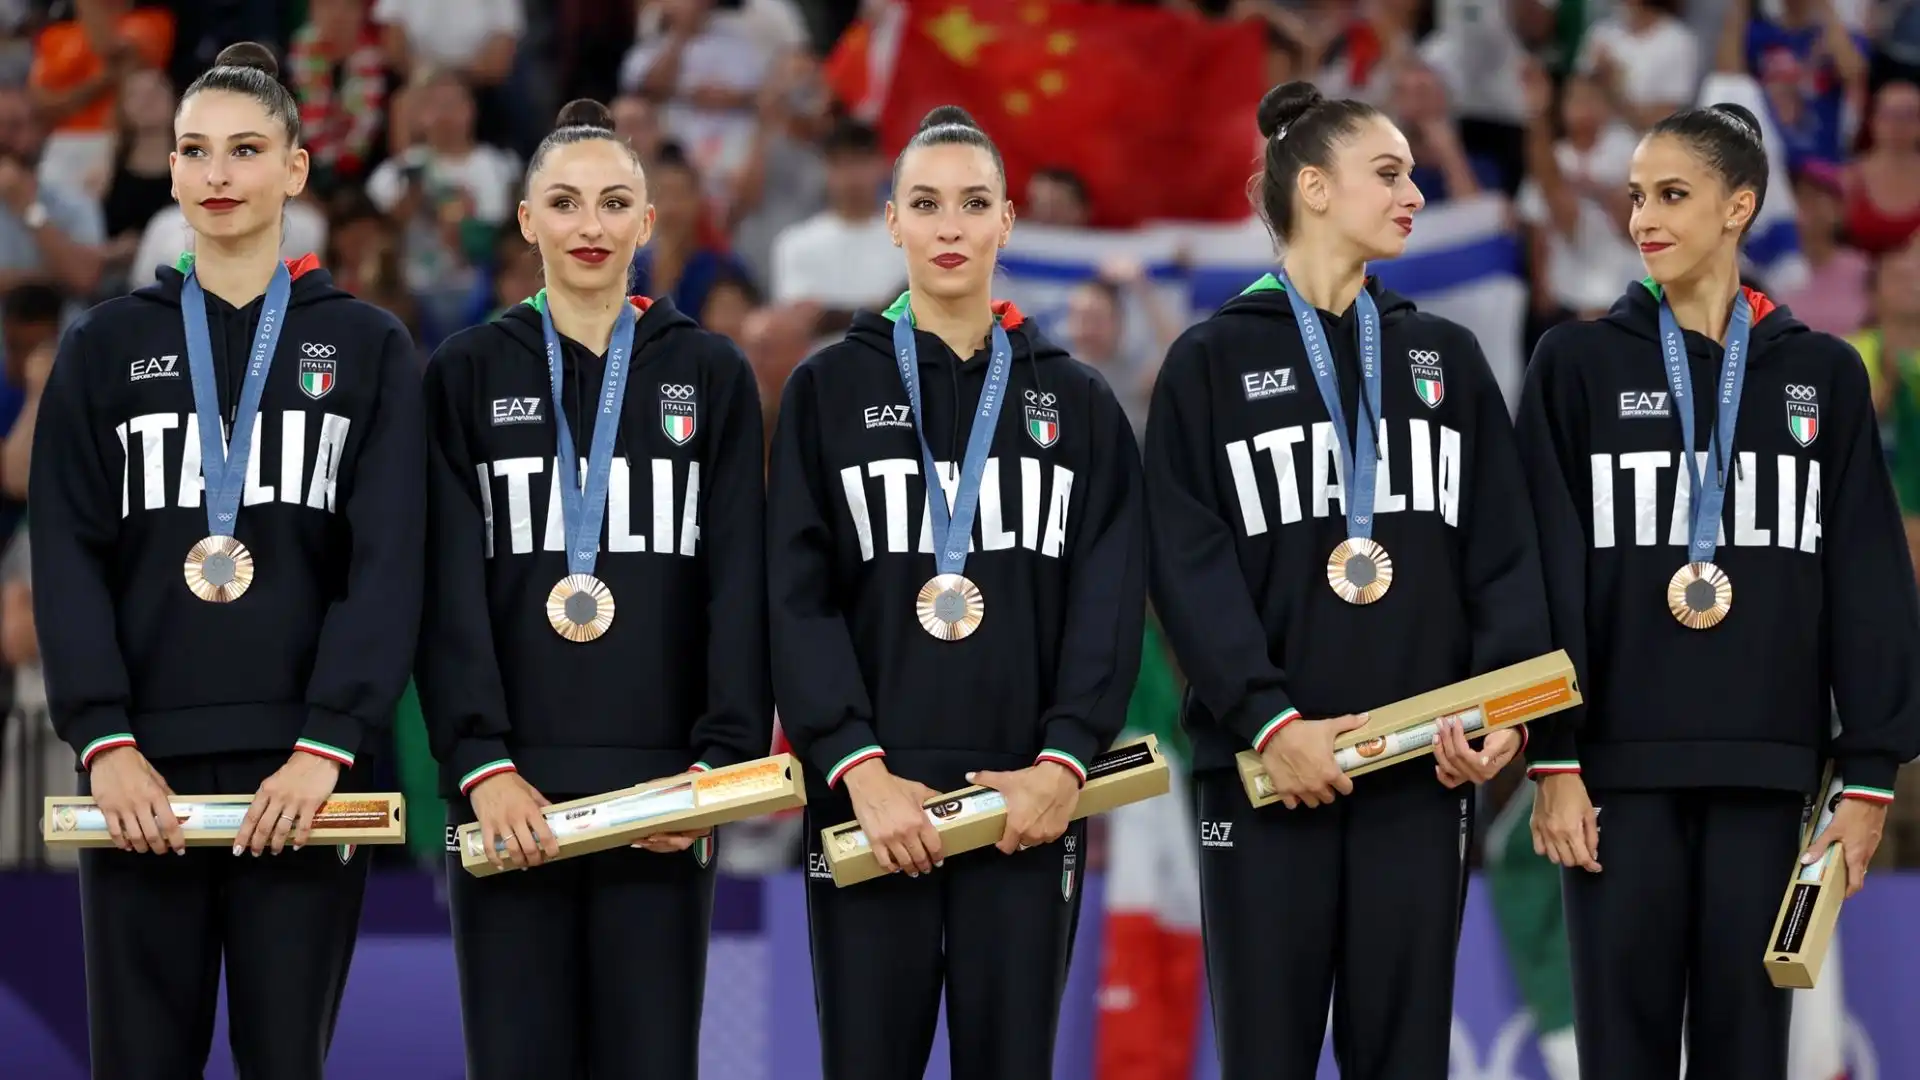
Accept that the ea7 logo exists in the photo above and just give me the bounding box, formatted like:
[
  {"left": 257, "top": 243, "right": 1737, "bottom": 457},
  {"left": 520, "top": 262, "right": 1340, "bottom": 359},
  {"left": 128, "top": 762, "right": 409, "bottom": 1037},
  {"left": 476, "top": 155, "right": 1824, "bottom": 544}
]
[
  {"left": 1619, "top": 390, "right": 1671, "bottom": 419},
  {"left": 1241, "top": 367, "right": 1297, "bottom": 401},
  {"left": 1199, "top": 821, "right": 1234, "bottom": 848},
  {"left": 490, "top": 397, "right": 544, "bottom": 425},
  {"left": 130, "top": 355, "right": 180, "bottom": 382},
  {"left": 807, "top": 850, "right": 833, "bottom": 879},
  {"left": 1785, "top": 384, "right": 1819, "bottom": 446},
  {"left": 864, "top": 403, "right": 912, "bottom": 430}
]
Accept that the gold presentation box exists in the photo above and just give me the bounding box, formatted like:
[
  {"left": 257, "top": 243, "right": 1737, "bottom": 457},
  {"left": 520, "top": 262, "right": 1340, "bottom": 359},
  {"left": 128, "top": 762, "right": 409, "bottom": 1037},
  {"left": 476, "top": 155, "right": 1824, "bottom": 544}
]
[
  {"left": 1237, "top": 651, "right": 1582, "bottom": 806},
  {"left": 1765, "top": 767, "right": 1847, "bottom": 989},
  {"left": 457, "top": 754, "right": 806, "bottom": 878},
  {"left": 43, "top": 792, "right": 407, "bottom": 847},
  {"left": 820, "top": 735, "right": 1170, "bottom": 888}
]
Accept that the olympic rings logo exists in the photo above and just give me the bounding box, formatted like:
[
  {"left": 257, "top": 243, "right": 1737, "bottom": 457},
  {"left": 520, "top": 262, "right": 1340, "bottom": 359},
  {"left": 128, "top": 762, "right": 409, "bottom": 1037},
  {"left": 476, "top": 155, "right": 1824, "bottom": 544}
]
[
  {"left": 1025, "top": 390, "right": 1057, "bottom": 406},
  {"left": 1408, "top": 349, "right": 1441, "bottom": 363},
  {"left": 301, "top": 342, "right": 336, "bottom": 358},
  {"left": 1785, "top": 384, "right": 1817, "bottom": 401},
  {"left": 660, "top": 383, "right": 696, "bottom": 399}
]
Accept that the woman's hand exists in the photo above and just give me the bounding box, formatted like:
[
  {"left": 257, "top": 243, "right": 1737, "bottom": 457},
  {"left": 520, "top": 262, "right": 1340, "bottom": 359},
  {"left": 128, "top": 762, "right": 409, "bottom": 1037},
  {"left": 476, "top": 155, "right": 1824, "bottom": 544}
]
[
  {"left": 1532, "top": 772, "right": 1602, "bottom": 872},
  {"left": 843, "top": 759, "right": 943, "bottom": 875},
  {"left": 468, "top": 772, "right": 559, "bottom": 870},
  {"left": 1259, "top": 714, "right": 1367, "bottom": 809},
  {"left": 1803, "top": 798, "right": 1888, "bottom": 898},
  {"left": 969, "top": 762, "right": 1081, "bottom": 854},
  {"left": 88, "top": 746, "right": 183, "bottom": 854},
  {"left": 1435, "top": 722, "right": 1521, "bottom": 788},
  {"left": 235, "top": 752, "right": 343, "bottom": 856}
]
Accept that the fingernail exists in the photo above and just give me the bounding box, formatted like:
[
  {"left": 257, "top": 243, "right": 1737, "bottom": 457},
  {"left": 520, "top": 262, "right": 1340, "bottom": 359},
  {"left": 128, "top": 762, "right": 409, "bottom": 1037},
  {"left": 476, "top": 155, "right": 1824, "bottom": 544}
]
[
  {"left": 293, "top": 844, "right": 302, "bottom": 851},
  {"left": 1802, "top": 852, "right": 1816, "bottom": 864},
  {"left": 935, "top": 860, "right": 944, "bottom": 868},
  {"left": 965, "top": 772, "right": 976, "bottom": 781},
  {"left": 909, "top": 871, "right": 919, "bottom": 878},
  {"left": 177, "top": 848, "right": 186, "bottom": 856},
  {"left": 231, "top": 845, "right": 242, "bottom": 856}
]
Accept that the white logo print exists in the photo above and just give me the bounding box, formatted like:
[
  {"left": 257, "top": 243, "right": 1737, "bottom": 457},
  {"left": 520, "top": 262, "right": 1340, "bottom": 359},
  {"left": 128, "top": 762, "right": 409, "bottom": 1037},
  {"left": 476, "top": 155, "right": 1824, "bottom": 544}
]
[
  {"left": 660, "top": 383, "right": 697, "bottom": 445},
  {"left": 300, "top": 342, "right": 336, "bottom": 358},
  {"left": 1199, "top": 821, "right": 1234, "bottom": 848},
  {"left": 129, "top": 355, "right": 180, "bottom": 382},
  {"left": 1241, "top": 367, "right": 1297, "bottom": 401},
  {"left": 864, "top": 404, "right": 912, "bottom": 430},
  {"left": 807, "top": 850, "right": 833, "bottom": 880},
  {"left": 1618, "top": 390, "right": 1671, "bottom": 419},
  {"left": 1409, "top": 350, "right": 1444, "bottom": 408},
  {"left": 491, "top": 397, "right": 544, "bottom": 426}
]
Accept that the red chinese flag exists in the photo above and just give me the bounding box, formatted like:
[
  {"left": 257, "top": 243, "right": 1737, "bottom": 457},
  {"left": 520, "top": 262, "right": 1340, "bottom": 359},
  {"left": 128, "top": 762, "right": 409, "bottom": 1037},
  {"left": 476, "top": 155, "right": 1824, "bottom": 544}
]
[{"left": 873, "top": 0, "right": 1267, "bottom": 227}]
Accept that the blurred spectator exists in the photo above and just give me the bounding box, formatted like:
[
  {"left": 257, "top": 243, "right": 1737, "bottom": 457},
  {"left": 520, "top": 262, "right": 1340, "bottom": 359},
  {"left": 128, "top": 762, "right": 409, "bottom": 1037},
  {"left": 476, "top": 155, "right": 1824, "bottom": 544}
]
[
  {"left": 326, "top": 190, "right": 421, "bottom": 345},
  {"left": 130, "top": 194, "right": 330, "bottom": 292},
  {"left": 1852, "top": 240, "right": 1920, "bottom": 519},
  {"left": 768, "top": 118, "right": 894, "bottom": 329},
  {"left": 619, "top": 0, "right": 788, "bottom": 204},
  {"left": 1059, "top": 256, "right": 1182, "bottom": 437},
  {"left": 0, "top": 305, "right": 58, "bottom": 869},
  {"left": 727, "top": 49, "right": 830, "bottom": 286},
  {"left": 0, "top": 84, "right": 104, "bottom": 351},
  {"left": 1391, "top": 58, "right": 1500, "bottom": 201},
  {"left": 630, "top": 141, "right": 751, "bottom": 319},
  {"left": 549, "top": 0, "right": 642, "bottom": 107},
  {"left": 1315, "top": 0, "right": 1426, "bottom": 103},
  {"left": 701, "top": 267, "right": 761, "bottom": 341},
  {"left": 1721, "top": 0, "right": 1868, "bottom": 175},
  {"left": 1025, "top": 167, "right": 1092, "bottom": 228},
  {"left": 373, "top": 0, "right": 520, "bottom": 89},
  {"left": 612, "top": 91, "right": 667, "bottom": 168},
  {"left": 27, "top": 0, "right": 173, "bottom": 185},
  {"left": 290, "top": 0, "right": 394, "bottom": 197},
  {"left": 367, "top": 69, "right": 520, "bottom": 344},
  {"left": 1775, "top": 167, "right": 1870, "bottom": 334},
  {"left": 88, "top": 66, "right": 172, "bottom": 296},
  {"left": 157, "top": 0, "right": 284, "bottom": 98},
  {"left": 1519, "top": 66, "right": 1640, "bottom": 333},
  {"left": 1576, "top": 0, "right": 1701, "bottom": 129},
  {"left": 481, "top": 222, "right": 541, "bottom": 321},
  {"left": 1841, "top": 79, "right": 1920, "bottom": 254},
  {"left": 0, "top": 283, "right": 58, "bottom": 476}
]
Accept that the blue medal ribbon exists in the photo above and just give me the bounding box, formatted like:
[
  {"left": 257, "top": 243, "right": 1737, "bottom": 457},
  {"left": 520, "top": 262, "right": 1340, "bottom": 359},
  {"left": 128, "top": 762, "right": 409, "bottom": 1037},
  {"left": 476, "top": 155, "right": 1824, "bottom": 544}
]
[
  {"left": 537, "top": 290, "right": 639, "bottom": 577},
  {"left": 1277, "top": 270, "right": 1382, "bottom": 541},
  {"left": 181, "top": 262, "right": 292, "bottom": 539},
  {"left": 1656, "top": 289, "right": 1751, "bottom": 564},
  {"left": 891, "top": 299, "right": 1013, "bottom": 577}
]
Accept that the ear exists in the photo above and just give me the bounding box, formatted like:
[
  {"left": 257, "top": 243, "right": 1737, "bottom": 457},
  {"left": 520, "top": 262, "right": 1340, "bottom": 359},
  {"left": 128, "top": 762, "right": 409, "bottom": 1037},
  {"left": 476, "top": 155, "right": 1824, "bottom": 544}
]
[
  {"left": 1727, "top": 188, "right": 1757, "bottom": 233},
  {"left": 635, "top": 204, "right": 657, "bottom": 250},
  {"left": 1295, "top": 165, "right": 1330, "bottom": 217},
  {"left": 167, "top": 151, "right": 178, "bottom": 202},
  {"left": 285, "top": 146, "right": 310, "bottom": 200},
  {"left": 518, "top": 201, "right": 536, "bottom": 246},
  {"left": 884, "top": 200, "right": 900, "bottom": 246},
  {"left": 1000, "top": 199, "right": 1015, "bottom": 248}
]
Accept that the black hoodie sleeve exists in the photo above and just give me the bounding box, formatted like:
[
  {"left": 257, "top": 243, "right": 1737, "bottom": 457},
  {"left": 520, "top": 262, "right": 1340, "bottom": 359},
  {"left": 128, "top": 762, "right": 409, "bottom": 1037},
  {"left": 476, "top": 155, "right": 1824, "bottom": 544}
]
[
  {"left": 1145, "top": 327, "right": 1303, "bottom": 753},
  {"left": 1034, "top": 368, "right": 1146, "bottom": 783},
  {"left": 1454, "top": 332, "right": 1552, "bottom": 676},
  {"left": 688, "top": 341, "right": 772, "bottom": 773},
  {"left": 29, "top": 317, "right": 139, "bottom": 769},
  {"left": 766, "top": 361, "right": 886, "bottom": 788},
  {"left": 415, "top": 344, "right": 519, "bottom": 795},
  {"left": 293, "top": 318, "right": 425, "bottom": 768},
  {"left": 1820, "top": 342, "right": 1920, "bottom": 799},
  {"left": 1512, "top": 328, "right": 1592, "bottom": 776}
]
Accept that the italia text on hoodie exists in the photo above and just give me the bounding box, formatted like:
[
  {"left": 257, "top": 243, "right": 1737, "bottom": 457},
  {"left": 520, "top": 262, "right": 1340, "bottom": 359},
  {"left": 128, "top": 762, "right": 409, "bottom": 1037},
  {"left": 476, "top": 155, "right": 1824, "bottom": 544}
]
[
  {"left": 416, "top": 291, "right": 771, "bottom": 800},
  {"left": 767, "top": 294, "right": 1146, "bottom": 797},
  {"left": 1146, "top": 274, "right": 1551, "bottom": 775},
  {"left": 1516, "top": 280, "right": 1920, "bottom": 796},
  {"left": 29, "top": 253, "right": 425, "bottom": 771}
]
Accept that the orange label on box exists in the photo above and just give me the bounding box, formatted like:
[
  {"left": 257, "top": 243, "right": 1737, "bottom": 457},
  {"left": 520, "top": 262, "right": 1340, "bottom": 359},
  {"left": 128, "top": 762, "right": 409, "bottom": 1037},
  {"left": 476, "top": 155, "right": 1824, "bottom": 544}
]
[
  {"left": 694, "top": 760, "right": 788, "bottom": 804},
  {"left": 311, "top": 799, "right": 393, "bottom": 829},
  {"left": 1484, "top": 678, "right": 1573, "bottom": 726}
]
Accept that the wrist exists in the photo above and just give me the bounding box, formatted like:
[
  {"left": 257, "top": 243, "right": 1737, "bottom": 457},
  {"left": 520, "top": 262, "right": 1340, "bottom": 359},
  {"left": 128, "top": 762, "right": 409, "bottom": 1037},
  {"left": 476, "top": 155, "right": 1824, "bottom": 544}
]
[
  {"left": 81, "top": 733, "right": 139, "bottom": 770},
  {"left": 840, "top": 757, "right": 891, "bottom": 794}
]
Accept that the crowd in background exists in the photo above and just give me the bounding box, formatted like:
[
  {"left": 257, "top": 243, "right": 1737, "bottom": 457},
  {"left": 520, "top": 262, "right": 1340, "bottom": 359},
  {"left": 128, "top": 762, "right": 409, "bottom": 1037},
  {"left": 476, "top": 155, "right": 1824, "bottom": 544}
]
[{"left": 0, "top": 0, "right": 1915, "bottom": 886}]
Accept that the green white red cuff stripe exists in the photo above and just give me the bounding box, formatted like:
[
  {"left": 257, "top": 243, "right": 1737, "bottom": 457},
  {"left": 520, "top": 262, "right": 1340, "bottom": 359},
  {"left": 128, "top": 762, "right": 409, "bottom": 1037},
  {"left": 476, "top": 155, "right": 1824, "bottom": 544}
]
[
  {"left": 1253, "top": 709, "right": 1301, "bottom": 753},
  {"left": 1527, "top": 760, "right": 1581, "bottom": 777},
  {"left": 80, "top": 734, "right": 138, "bottom": 769},
  {"left": 689, "top": 761, "right": 712, "bottom": 773},
  {"left": 1841, "top": 785, "right": 1896, "bottom": 805},
  {"left": 827, "top": 746, "right": 885, "bottom": 788},
  {"left": 293, "top": 739, "right": 355, "bottom": 768},
  {"left": 1035, "top": 749, "right": 1088, "bottom": 785},
  {"left": 459, "top": 759, "right": 516, "bottom": 794}
]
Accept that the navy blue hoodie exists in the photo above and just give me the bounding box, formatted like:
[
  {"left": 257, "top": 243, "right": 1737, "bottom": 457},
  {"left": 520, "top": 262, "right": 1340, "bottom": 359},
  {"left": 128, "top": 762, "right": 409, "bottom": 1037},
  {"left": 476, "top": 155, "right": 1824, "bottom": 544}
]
[
  {"left": 767, "top": 295, "right": 1145, "bottom": 798},
  {"left": 30, "top": 254, "right": 425, "bottom": 772}
]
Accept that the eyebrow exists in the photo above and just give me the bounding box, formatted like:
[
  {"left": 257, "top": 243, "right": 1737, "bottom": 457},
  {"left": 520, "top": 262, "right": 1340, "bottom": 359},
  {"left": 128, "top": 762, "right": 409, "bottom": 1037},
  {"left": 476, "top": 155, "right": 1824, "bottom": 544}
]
[
  {"left": 1371, "top": 153, "right": 1409, "bottom": 166},
  {"left": 177, "top": 132, "right": 270, "bottom": 142},
  {"left": 907, "top": 184, "right": 994, "bottom": 197},
  {"left": 1627, "top": 176, "right": 1689, "bottom": 188},
  {"left": 543, "top": 182, "right": 639, "bottom": 195}
]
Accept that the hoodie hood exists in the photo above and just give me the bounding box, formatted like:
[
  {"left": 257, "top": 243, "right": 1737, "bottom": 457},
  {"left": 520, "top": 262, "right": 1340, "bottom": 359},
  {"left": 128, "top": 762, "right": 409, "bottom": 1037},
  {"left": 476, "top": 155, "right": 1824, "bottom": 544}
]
[
  {"left": 1212, "top": 272, "right": 1420, "bottom": 325},
  {"left": 492, "top": 288, "right": 699, "bottom": 358},
  {"left": 1601, "top": 278, "right": 1806, "bottom": 359},
  {"left": 844, "top": 291, "right": 1071, "bottom": 368},
  {"left": 138, "top": 251, "right": 347, "bottom": 310}
]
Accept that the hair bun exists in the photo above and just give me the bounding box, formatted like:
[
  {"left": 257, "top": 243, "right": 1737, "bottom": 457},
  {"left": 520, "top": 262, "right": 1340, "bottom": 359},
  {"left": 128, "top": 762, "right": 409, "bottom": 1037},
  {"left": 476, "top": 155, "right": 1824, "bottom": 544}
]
[
  {"left": 1257, "top": 81, "right": 1324, "bottom": 141},
  {"left": 1709, "top": 102, "right": 1764, "bottom": 144},
  {"left": 214, "top": 41, "right": 279, "bottom": 80},
  {"left": 917, "top": 105, "right": 980, "bottom": 134},
  {"left": 555, "top": 98, "right": 615, "bottom": 132}
]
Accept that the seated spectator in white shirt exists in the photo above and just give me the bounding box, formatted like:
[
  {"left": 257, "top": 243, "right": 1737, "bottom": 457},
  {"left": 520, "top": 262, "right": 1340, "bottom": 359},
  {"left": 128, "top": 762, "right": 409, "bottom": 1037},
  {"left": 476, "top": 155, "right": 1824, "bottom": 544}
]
[{"left": 768, "top": 118, "right": 899, "bottom": 339}]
